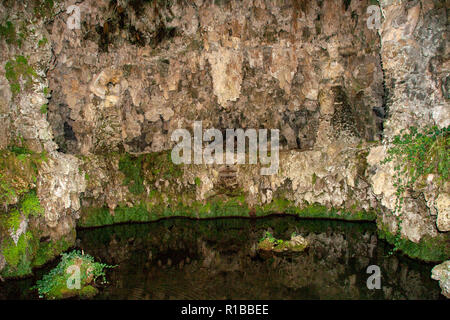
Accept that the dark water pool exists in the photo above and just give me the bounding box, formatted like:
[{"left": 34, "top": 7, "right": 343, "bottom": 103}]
[{"left": 0, "top": 216, "right": 444, "bottom": 299}]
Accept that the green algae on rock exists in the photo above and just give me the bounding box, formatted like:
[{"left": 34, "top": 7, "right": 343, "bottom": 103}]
[
  {"left": 0, "top": 147, "right": 78, "bottom": 278},
  {"left": 0, "top": 193, "right": 73, "bottom": 278},
  {"left": 377, "top": 221, "right": 450, "bottom": 263},
  {"left": 431, "top": 261, "right": 450, "bottom": 299},
  {"left": 34, "top": 250, "right": 114, "bottom": 299},
  {"left": 257, "top": 231, "right": 308, "bottom": 253},
  {"left": 0, "top": 147, "right": 47, "bottom": 206},
  {"left": 78, "top": 198, "right": 377, "bottom": 228}
]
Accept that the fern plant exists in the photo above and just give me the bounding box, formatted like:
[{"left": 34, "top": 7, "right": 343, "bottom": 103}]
[
  {"left": 381, "top": 125, "right": 449, "bottom": 253},
  {"left": 33, "top": 250, "right": 115, "bottom": 299}
]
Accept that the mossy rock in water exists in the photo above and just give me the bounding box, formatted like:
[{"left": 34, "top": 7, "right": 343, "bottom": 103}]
[
  {"left": 377, "top": 222, "right": 450, "bottom": 262},
  {"left": 285, "top": 235, "right": 309, "bottom": 252},
  {"left": 33, "top": 250, "right": 114, "bottom": 299},
  {"left": 80, "top": 285, "right": 99, "bottom": 299},
  {"left": 257, "top": 232, "right": 308, "bottom": 253},
  {"left": 258, "top": 238, "right": 274, "bottom": 251}
]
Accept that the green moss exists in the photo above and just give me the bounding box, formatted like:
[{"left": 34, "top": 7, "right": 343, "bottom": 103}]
[
  {"left": 118, "top": 151, "right": 183, "bottom": 195},
  {"left": 142, "top": 151, "right": 183, "bottom": 182},
  {"left": 377, "top": 223, "right": 450, "bottom": 262},
  {"left": 6, "top": 209, "right": 22, "bottom": 232},
  {"left": 80, "top": 207, "right": 115, "bottom": 227},
  {"left": 194, "top": 177, "right": 201, "bottom": 186},
  {"left": 34, "top": 250, "right": 114, "bottom": 299},
  {"left": 40, "top": 104, "right": 48, "bottom": 114},
  {"left": 0, "top": 228, "right": 74, "bottom": 279},
  {"left": 80, "top": 285, "right": 99, "bottom": 299},
  {"left": 0, "top": 186, "right": 68, "bottom": 278},
  {"left": 0, "top": 21, "right": 24, "bottom": 47},
  {"left": 311, "top": 172, "right": 317, "bottom": 185},
  {"left": 33, "top": 0, "right": 56, "bottom": 20},
  {"left": 32, "top": 237, "right": 72, "bottom": 268},
  {"left": 78, "top": 194, "right": 376, "bottom": 228},
  {"left": 1, "top": 231, "right": 37, "bottom": 277},
  {"left": 5, "top": 55, "right": 38, "bottom": 96},
  {"left": 0, "top": 147, "right": 47, "bottom": 206},
  {"left": 118, "top": 153, "right": 145, "bottom": 194},
  {"left": 0, "top": 173, "right": 17, "bottom": 207},
  {"left": 254, "top": 198, "right": 376, "bottom": 221},
  {"left": 79, "top": 195, "right": 248, "bottom": 228},
  {"left": 20, "top": 191, "right": 44, "bottom": 217},
  {"left": 38, "top": 37, "right": 47, "bottom": 47}
]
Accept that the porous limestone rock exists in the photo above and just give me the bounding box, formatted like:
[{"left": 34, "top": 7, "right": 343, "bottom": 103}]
[
  {"left": 37, "top": 153, "right": 86, "bottom": 234},
  {"left": 366, "top": 0, "right": 449, "bottom": 245},
  {"left": 431, "top": 261, "right": 450, "bottom": 299},
  {"left": 44, "top": 0, "right": 383, "bottom": 155},
  {"left": 0, "top": 0, "right": 448, "bottom": 271},
  {"left": 436, "top": 192, "right": 450, "bottom": 232}
]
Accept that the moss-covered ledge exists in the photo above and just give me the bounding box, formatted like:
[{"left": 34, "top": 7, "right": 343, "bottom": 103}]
[
  {"left": 77, "top": 195, "right": 377, "bottom": 228},
  {"left": 78, "top": 191, "right": 449, "bottom": 263},
  {"left": 377, "top": 221, "right": 450, "bottom": 263},
  {"left": 78, "top": 149, "right": 447, "bottom": 263},
  {"left": 79, "top": 149, "right": 378, "bottom": 228},
  {"left": 0, "top": 146, "right": 74, "bottom": 279},
  {"left": 0, "top": 190, "right": 74, "bottom": 278}
]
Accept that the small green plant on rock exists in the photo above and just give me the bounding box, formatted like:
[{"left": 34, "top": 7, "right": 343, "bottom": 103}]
[
  {"left": 381, "top": 125, "right": 449, "bottom": 253},
  {"left": 0, "top": 146, "right": 46, "bottom": 207},
  {"left": 258, "top": 231, "right": 277, "bottom": 251},
  {"left": 40, "top": 104, "right": 48, "bottom": 114},
  {"left": 5, "top": 55, "right": 37, "bottom": 96},
  {"left": 20, "top": 190, "right": 44, "bottom": 217},
  {"left": 34, "top": 250, "right": 116, "bottom": 299},
  {"left": 258, "top": 231, "right": 308, "bottom": 253},
  {"left": 38, "top": 37, "right": 47, "bottom": 47},
  {"left": 0, "top": 21, "right": 24, "bottom": 47},
  {"left": 118, "top": 153, "right": 145, "bottom": 195}
]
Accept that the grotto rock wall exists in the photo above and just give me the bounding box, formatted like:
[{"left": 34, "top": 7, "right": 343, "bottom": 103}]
[
  {"left": 0, "top": 1, "right": 85, "bottom": 277},
  {"left": 45, "top": 0, "right": 383, "bottom": 155},
  {"left": 367, "top": 0, "right": 449, "bottom": 247},
  {"left": 0, "top": 0, "right": 449, "bottom": 278}
]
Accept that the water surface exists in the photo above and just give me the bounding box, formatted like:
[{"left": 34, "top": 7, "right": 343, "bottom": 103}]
[{"left": 0, "top": 216, "right": 443, "bottom": 300}]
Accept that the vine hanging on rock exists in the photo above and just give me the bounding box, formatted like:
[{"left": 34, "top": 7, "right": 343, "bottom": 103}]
[{"left": 381, "top": 125, "right": 449, "bottom": 253}]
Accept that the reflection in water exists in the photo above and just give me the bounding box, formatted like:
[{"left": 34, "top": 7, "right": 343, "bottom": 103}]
[{"left": 0, "top": 216, "right": 443, "bottom": 300}]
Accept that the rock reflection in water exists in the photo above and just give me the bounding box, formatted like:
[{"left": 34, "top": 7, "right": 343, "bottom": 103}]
[{"left": 75, "top": 217, "right": 442, "bottom": 300}]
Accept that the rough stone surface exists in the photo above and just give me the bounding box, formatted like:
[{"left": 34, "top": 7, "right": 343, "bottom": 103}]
[
  {"left": 366, "top": 0, "right": 449, "bottom": 243},
  {"left": 37, "top": 152, "right": 86, "bottom": 233},
  {"left": 436, "top": 192, "right": 450, "bottom": 232},
  {"left": 380, "top": 0, "right": 449, "bottom": 138},
  {"left": 431, "top": 261, "right": 450, "bottom": 299},
  {"left": 0, "top": 0, "right": 448, "bottom": 276},
  {"left": 44, "top": 0, "right": 383, "bottom": 155},
  {"left": 82, "top": 144, "right": 377, "bottom": 216}
]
